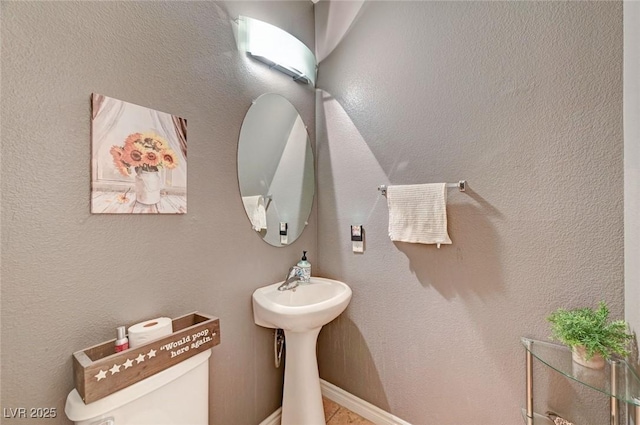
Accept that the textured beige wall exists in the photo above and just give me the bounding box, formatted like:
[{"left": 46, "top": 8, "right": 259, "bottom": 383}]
[
  {"left": 315, "top": 2, "right": 623, "bottom": 424},
  {"left": 625, "top": 1, "right": 640, "bottom": 344},
  {"left": 0, "top": 2, "right": 315, "bottom": 424}
]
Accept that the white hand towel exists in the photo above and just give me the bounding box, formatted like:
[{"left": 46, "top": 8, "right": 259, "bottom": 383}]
[
  {"left": 387, "top": 183, "right": 452, "bottom": 247},
  {"left": 241, "top": 195, "right": 267, "bottom": 232}
]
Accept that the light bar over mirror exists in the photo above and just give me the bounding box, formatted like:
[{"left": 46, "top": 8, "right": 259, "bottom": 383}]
[{"left": 237, "top": 15, "right": 317, "bottom": 86}]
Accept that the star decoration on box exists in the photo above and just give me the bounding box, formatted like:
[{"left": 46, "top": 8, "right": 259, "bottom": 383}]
[
  {"left": 95, "top": 370, "right": 107, "bottom": 381},
  {"left": 93, "top": 347, "right": 167, "bottom": 383}
]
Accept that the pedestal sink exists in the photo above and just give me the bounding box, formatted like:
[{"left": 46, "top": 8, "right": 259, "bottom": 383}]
[{"left": 252, "top": 277, "right": 352, "bottom": 425}]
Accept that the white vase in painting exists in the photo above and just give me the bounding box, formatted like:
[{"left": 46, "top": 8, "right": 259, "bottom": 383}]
[{"left": 135, "top": 170, "right": 161, "bottom": 205}]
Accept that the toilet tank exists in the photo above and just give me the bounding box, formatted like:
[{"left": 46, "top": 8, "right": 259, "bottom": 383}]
[{"left": 65, "top": 350, "right": 211, "bottom": 425}]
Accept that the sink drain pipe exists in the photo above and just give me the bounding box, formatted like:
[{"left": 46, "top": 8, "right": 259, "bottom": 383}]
[{"left": 274, "top": 329, "right": 285, "bottom": 368}]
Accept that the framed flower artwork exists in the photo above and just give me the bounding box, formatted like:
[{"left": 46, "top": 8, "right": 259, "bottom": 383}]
[{"left": 90, "top": 94, "right": 187, "bottom": 214}]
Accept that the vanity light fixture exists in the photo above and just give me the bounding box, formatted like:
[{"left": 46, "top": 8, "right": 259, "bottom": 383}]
[{"left": 237, "top": 15, "right": 317, "bottom": 86}]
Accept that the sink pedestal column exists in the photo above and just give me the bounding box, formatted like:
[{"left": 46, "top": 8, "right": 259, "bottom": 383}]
[{"left": 281, "top": 327, "right": 324, "bottom": 425}]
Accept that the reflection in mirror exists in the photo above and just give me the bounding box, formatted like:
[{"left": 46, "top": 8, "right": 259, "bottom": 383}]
[{"left": 238, "top": 94, "right": 314, "bottom": 247}]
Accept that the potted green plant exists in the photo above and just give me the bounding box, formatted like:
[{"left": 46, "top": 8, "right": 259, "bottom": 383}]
[{"left": 547, "top": 301, "right": 633, "bottom": 369}]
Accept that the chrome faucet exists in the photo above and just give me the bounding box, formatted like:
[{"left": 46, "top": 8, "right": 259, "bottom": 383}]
[{"left": 278, "top": 266, "right": 310, "bottom": 291}]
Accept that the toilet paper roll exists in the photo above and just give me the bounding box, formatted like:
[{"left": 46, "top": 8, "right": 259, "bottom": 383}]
[{"left": 127, "top": 317, "right": 173, "bottom": 348}]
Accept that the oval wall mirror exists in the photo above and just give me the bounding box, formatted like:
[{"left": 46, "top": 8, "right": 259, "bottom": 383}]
[{"left": 237, "top": 93, "right": 314, "bottom": 247}]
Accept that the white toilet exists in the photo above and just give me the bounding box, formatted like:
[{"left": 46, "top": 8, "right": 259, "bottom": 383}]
[{"left": 65, "top": 350, "right": 211, "bottom": 425}]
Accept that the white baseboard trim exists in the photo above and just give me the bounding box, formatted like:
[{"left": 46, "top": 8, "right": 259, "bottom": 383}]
[
  {"left": 258, "top": 407, "right": 282, "bottom": 425},
  {"left": 320, "top": 379, "right": 412, "bottom": 425},
  {"left": 257, "top": 381, "right": 411, "bottom": 425}
]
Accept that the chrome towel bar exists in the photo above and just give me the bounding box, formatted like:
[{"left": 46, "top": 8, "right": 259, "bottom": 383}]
[{"left": 378, "top": 180, "right": 466, "bottom": 196}]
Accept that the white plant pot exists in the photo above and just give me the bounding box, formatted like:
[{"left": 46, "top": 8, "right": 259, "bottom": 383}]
[
  {"left": 571, "top": 345, "right": 605, "bottom": 369},
  {"left": 135, "top": 170, "right": 161, "bottom": 205}
]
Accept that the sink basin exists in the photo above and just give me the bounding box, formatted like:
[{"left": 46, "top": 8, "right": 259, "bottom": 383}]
[{"left": 252, "top": 277, "right": 352, "bottom": 332}]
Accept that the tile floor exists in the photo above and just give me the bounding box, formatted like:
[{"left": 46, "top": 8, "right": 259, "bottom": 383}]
[{"left": 322, "top": 397, "right": 375, "bottom": 425}]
